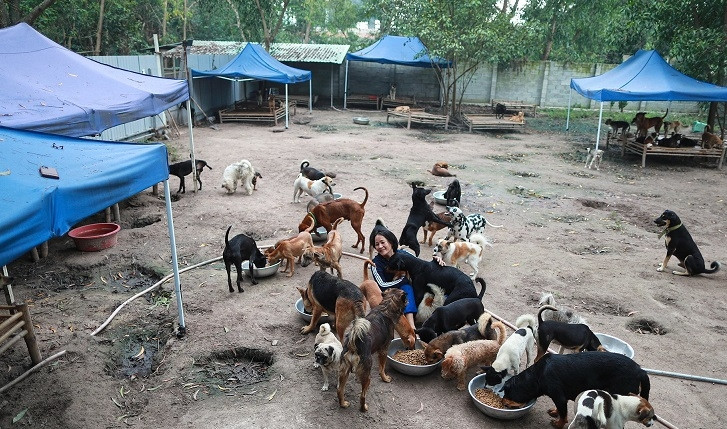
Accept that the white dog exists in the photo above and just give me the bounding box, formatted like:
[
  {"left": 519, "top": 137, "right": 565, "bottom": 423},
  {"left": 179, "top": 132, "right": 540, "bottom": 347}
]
[
  {"left": 433, "top": 234, "right": 491, "bottom": 278},
  {"left": 480, "top": 313, "right": 537, "bottom": 386},
  {"left": 313, "top": 323, "right": 342, "bottom": 391},
  {"left": 292, "top": 173, "right": 335, "bottom": 203},
  {"left": 569, "top": 389, "right": 655, "bottom": 429},
  {"left": 221, "top": 159, "right": 257, "bottom": 195},
  {"left": 415, "top": 284, "right": 445, "bottom": 324},
  {"left": 585, "top": 147, "right": 604, "bottom": 170}
]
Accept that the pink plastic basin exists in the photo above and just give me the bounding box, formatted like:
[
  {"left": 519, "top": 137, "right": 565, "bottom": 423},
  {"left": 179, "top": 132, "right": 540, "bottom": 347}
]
[{"left": 68, "top": 223, "right": 121, "bottom": 252}]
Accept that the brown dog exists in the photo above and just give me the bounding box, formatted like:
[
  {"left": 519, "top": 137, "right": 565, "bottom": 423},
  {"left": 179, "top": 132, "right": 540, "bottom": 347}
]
[
  {"left": 298, "top": 187, "right": 368, "bottom": 253},
  {"left": 298, "top": 271, "right": 366, "bottom": 341},
  {"left": 420, "top": 204, "right": 453, "bottom": 246},
  {"left": 428, "top": 161, "right": 456, "bottom": 177},
  {"left": 303, "top": 217, "right": 344, "bottom": 278},
  {"left": 631, "top": 109, "right": 668, "bottom": 138},
  {"left": 441, "top": 336, "right": 505, "bottom": 390},
  {"left": 422, "top": 312, "right": 505, "bottom": 365},
  {"left": 264, "top": 230, "right": 314, "bottom": 277},
  {"left": 337, "top": 288, "right": 408, "bottom": 412},
  {"left": 702, "top": 125, "right": 723, "bottom": 149}
]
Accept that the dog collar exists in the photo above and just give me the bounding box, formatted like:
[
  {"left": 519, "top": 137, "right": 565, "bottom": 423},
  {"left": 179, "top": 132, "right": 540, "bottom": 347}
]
[
  {"left": 658, "top": 223, "right": 682, "bottom": 239},
  {"left": 307, "top": 212, "right": 317, "bottom": 227}
]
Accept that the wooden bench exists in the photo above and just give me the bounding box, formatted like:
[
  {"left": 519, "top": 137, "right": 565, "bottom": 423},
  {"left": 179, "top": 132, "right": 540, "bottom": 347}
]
[
  {"left": 621, "top": 137, "right": 726, "bottom": 169},
  {"left": 386, "top": 108, "right": 449, "bottom": 130},
  {"left": 461, "top": 113, "right": 525, "bottom": 132},
  {"left": 218, "top": 101, "right": 296, "bottom": 126},
  {"left": 491, "top": 99, "right": 537, "bottom": 117},
  {"left": 380, "top": 96, "right": 439, "bottom": 110},
  {"left": 0, "top": 302, "right": 42, "bottom": 366},
  {"left": 346, "top": 94, "right": 382, "bottom": 110}
]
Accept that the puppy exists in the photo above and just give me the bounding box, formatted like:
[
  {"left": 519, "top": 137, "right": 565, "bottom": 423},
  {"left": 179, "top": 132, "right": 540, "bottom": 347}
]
[
  {"left": 502, "top": 352, "right": 650, "bottom": 429},
  {"left": 443, "top": 178, "right": 461, "bottom": 207},
  {"left": 535, "top": 305, "right": 605, "bottom": 362},
  {"left": 434, "top": 234, "right": 490, "bottom": 279},
  {"left": 221, "top": 159, "right": 257, "bottom": 195},
  {"left": 538, "top": 293, "right": 587, "bottom": 325},
  {"left": 417, "top": 297, "right": 485, "bottom": 343},
  {"left": 264, "top": 229, "right": 315, "bottom": 277},
  {"left": 368, "top": 218, "right": 389, "bottom": 259},
  {"left": 428, "top": 161, "right": 456, "bottom": 177},
  {"left": 509, "top": 111, "right": 525, "bottom": 123},
  {"left": 337, "top": 288, "right": 408, "bottom": 412},
  {"left": 252, "top": 171, "right": 263, "bottom": 190},
  {"left": 393, "top": 105, "right": 410, "bottom": 113},
  {"left": 222, "top": 226, "right": 267, "bottom": 292},
  {"left": 441, "top": 337, "right": 504, "bottom": 390},
  {"left": 298, "top": 271, "right": 366, "bottom": 340},
  {"left": 304, "top": 217, "right": 345, "bottom": 278},
  {"left": 569, "top": 389, "right": 655, "bottom": 429},
  {"left": 292, "top": 173, "right": 335, "bottom": 203},
  {"left": 584, "top": 147, "right": 604, "bottom": 170},
  {"left": 604, "top": 119, "right": 630, "bottom": 137},
  {"left": 664, "top": 119, "right": 682, "bottom": 135},
  {"left": 421, "top": 208, "right": 453, "bottom": 247},
  {"left": 702, "top": 125, "right": 723, "bottom": 149},
  {"left": 631, "top": 110, "right": 668, "bottom": 138},
  {"left": 300, "top": 160, "right": 336, "bottom": 180},
  {"left": 306, "top": 191, "right": 335, "bottom": 213},
  {"left": 399, "top": 184, "right": 452, "bottom": 257},
  {"left": 168, "top": 158, "right": 212, "bottom": 193},
  {"left": 446, "top": 206, "right": 502, "bottom": 242},
  {"left": 422, "top": 312, "right": 505, "bottom": 364},
  {"left": 314, "top": 323, "right": 343, "bottom": 391},
  {"left": 298, "top": 187, "right": 368, "bottom": 253},
  {"left": 388, "top": 82, "right": 397, "bottom": 100},
  {"left": 416, "top": 283, "right": 445, "bottom": 324},
  {"left": 481, "top": 313, "right": 537, "bottom": 386},
  {"left": 494, "top": 103, "right": 506, "bottom": 119},
  {"left": 654, "top": 209, "right": 721, "bottom": 275}
]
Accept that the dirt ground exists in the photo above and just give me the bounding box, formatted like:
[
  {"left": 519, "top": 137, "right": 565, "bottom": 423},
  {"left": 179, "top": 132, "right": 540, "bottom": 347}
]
[{"left": 1, "top": 108, "right": 726, "bottom": 428}]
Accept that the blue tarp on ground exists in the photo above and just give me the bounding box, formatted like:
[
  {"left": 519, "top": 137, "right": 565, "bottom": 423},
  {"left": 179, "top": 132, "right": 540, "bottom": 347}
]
[
  {"left": 0, "top": 126, "right": 169, "bottom": 267},
  {"left": 190, "top": 43, "right": 311, "bottom": 83},
  {"left": 0, "top": 23, "right": 189, "bottom": 137},
  {"left": 571, "top": 50, "right": 727, "bottom": 102},
  {"left": 346, "top": 35, "right": 451, "bottom": 68}
]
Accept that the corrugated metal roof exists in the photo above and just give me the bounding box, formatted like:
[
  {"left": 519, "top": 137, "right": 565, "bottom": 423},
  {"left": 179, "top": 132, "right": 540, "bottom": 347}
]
[{"left": 164, "top": 41, "right": 349, "bottom": 64}]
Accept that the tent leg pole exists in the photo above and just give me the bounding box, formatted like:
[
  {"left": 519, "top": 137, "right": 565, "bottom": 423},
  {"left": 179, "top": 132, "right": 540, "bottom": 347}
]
[
  {"left": 309, "top": 80, "right": 312, "bottom": 112},
  {"left": 595, "top": 102, "right": 604, "bottom": 152},
  {"left": 566, "top": 90, "right": 572, "bottom": 131},
  {"left": 163, "top": 179, "right": 186, "bottom": 337},
  {"left": 186, "top": 99, "right": 197, "bottom": 193},
  {"left": 285, "top": 84, "right": 289, "bottom": 129},
  {"left": 344, "top": 60, "right": 349, "bottom": 110}
]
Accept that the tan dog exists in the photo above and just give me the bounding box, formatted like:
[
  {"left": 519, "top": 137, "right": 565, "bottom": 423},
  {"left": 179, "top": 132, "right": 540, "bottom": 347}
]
[
  {"left": 421, "top": 204, "right": 453, "bottom": 246},
  {"left": 663, "top": 120, "right": 682, "bottom": 135},
  {"left": 298, "top": 187, "right": 368, "bottom": 253},
  {"left": 702, "top": 125, "right": 723, "bottom": 149},
  {"left": 631, "top": 109, "right": 668, "bottom": 138},
  {"left": 434, "top": 233, "right": 490, "bottom": 279},
  {"left": 440, "top": 336, "right": 505, "bottom": 390},
  {"left": 423, "top": 312, "right": 505, "bottom": 365},
  {"left": 509, "top": 111, "right": 525, "bottom": 123},
  {"left": 428, "top": 161, "right": 456, "bottom": 177},
  {"left": 393, "top": 105, "right": 410, "bottom": 113},
  {"left": 303, "top": 217, "right": 344, "bottom": 278},
  {"left": 264, "top": 228, "right": 314, "bottom": 277}
]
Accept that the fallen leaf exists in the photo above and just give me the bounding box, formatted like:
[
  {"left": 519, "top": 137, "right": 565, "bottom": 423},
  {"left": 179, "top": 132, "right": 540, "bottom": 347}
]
[
  {"left": 13, "top": 408, "right": 28, "bottom": 423},
  {"left": 193, "top": 389, "right": 199, "bottom": 400},
  {"left": 511, "top": 263, "right": 520, "bottom": 267},
  {"left": 416, "top": 402, "right": 424, "bottom": 413},
  {"left": 267, "top": 389, "right": 277, "bottom": 401}
]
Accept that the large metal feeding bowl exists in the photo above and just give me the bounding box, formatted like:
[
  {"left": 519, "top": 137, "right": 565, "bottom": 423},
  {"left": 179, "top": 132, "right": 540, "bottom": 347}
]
[
  {"left": 595, "top": 333, "right": 635, "bottom": 359},
  {"left": 295, "top": 298, "right": 330, "bottom": 323},
  {"left": 241, "top": 260, "right": 280, "bottom": 278},
  {"left": 468, "top": 374, "right": 536, "bottom": 420},
  {"left": 386, "top": 338, "right": 441, "bottom": 376}
]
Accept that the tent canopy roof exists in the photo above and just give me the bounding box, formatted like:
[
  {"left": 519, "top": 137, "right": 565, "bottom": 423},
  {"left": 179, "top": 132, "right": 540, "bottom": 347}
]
[
  {"left": 0, "top": 23, "right": 189, "bottom": 137},
  {"left": 0, "top": 126, "right": 170, "bottom": 267},
  {"left": 346, "top": 35, "right": 451, "bottom": 68},
  {"left": 190, "top": 43, "right": 311, "bottom": 84},
  {"left": 571, "top": 50, "right": 727, "bottom": 102}
]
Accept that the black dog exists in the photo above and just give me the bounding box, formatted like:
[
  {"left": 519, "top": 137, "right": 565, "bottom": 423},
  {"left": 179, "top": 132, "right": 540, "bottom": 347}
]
[
  {"left": 300, "top": 160, "right": 336, "bottom": 180},
  {"left": 443, "top": 179, "right": 461, "bottom": 207},
  {"left": 501, "top": 352, "right": 650, "bottom": 429},
  {"left": 416, "top": 297, "right": 485, "bottom": 343},
  {"left": 168, "top": 158, "right": 212, "bottom": 193},
  {"left": 534, "top": 305, "right": 604, "bottom": 361},
  {"left": 368, "top": 218, "right": 389, "bottom": 259},
  {"left": 223, "top": 226, "right": 267, "bottom": 292},
  {"left": 399, "top": 184, "right": 452, "bottom": 256},
  {"left": 654, "top": 210, "right": 721, "bottom": 276},
  {"left": 386, "top": 251, "right": 485, "bottom": 306},
  {"left": 494, "top": 103, "right": 506, "bottom": 119}
]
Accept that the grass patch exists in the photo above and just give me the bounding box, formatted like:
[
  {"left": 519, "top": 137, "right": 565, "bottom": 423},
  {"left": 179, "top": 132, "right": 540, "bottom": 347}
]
[
  {"left": 511, "top": 171, "right": 540, "bottom": 178},
  {"left": 484, "top": 153, "right": 528, "bottom": 163},
  {"left": 508, "top": 185, "right": 550, "bottom": 198}
]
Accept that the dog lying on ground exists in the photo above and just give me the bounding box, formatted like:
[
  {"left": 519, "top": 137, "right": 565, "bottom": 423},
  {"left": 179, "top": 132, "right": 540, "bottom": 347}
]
[
  {"left": 654, "top": 209, "right": 721, "bottom": 276},
  {"left": 223, "top": 226, "right": 267, "bottom": 292},
  {"left": 400, "top": 184, "right": 452, "bottom": 256},
  {"left": 298, "top": 271, "right": 366, "bottom": 340},
  {"left": 701, "top": 125, "right": 724, "bottom": 149},
  {"left": 631, "top": 110, "right": 668, "bottom": 138},
  {"left": 168, "top": 158, "right": 212, "bottom": 193},
  {"left": 416, "top": 284, "right": 446, "bottom": 324},
  {"left": 299, "top": 187, "right": 368, "bottom": 253},
  {"left": 422, "top": 312, "right": 505, "bottom": 364},
  {"left": 303, "top": 217, "right": 345, "bottom": 278},
  {"left": 537, "top": 293, "right": 587, "bottom": 325},
  {"left": 434, "top": 234, "right": 491, "bottom": 279},
  {"left": 481, "top": 313, "right": 537, "bottom": 386},
  {"left": 417, "top": 297, "right": 485, "bottom": 343},
  {"left": 428, "top": 161, "right": 457, "bottom": 177},
  {"left": 221, "top": 159, "right": 257, "bottom": 195},
  {"left": 605, "top": 119, "right": 630, "bottom": 137},
  {"left": 495, "top": 103, "right": 506, "bottom": 119},
  {"left": 314, "top": 323, "right": 343, "bottom": 391},
  {"left": 368, "top": 218, "right": 390, "bottom": 259},
  {"left": 264, "top": 228, "right": 315, "bottom": 277},
  {"left": 292, "top": 173, "right": 335, "bottom": 203},
  {"left": 569, "top": 389, "right": 655, "bottom": 429},
  {"left": 584, "top": 147, "right": 604, "bottom": 170},
  {"left": 443, "top": 178, "right": 461, "bottom": 207},
  {"left": 502, "top": 352, "right": 651, "bottom": 429},
  {"left": 441, "top": 337, "right": 504, "bottom": 390},
  {"left": 306, "top": 191, "right": 335, "bottom": 213},
  {"left": 446, "top": 206, "right": 502, "bottom": 242},
  {"left": 535, "top": 305, "right": 605, "bottom": 362},
  {"left": 337, "top": 288, "right": 407, "bottom": 412},
  {"left": 393, "top": 105, "right": 410, "bottom": 113},
  {"left": 421, "top": 207, "right": 453, "bottom": 247},
  {"left": 386, "top": 250, "right": 487, "bottom": 306},
  {"left": 300, "top": 160, "right": 336, "bottom": 180}
]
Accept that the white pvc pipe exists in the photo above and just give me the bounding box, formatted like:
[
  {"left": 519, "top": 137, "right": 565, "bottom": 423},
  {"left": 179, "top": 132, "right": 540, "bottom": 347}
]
[
  {"left": 595, "top": 101, "right": 604, "bottom": 151},
  {"left": 163, "top": 179, "right": 185, "bottom": 335},
  {"left": 344, "top": 60, "right": 349, "bottom": 109},
  {"left": 566, "top": 89, "right": 572, "bottom": 130}
]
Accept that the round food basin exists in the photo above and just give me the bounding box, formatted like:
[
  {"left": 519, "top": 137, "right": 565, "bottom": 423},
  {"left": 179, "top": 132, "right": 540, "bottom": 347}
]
[
  {"left": 386, "top": 338, "right": 441, "bottom": 376},
  {"left": 241, "top": 260, "right": 280, "bottom": 278},
  {"left": 352, "top": 117, "right": 370, "bottom": 125},
  {"left": 433, "top": 190, "right": 447, "bottom": 205},
  {"left": 295, "top": 298, "right": 330, "bottom": 323},
  {"left": 68, "top": 223, "right": 121, "bottom": 252},
  {"left": 468, "top": 374, "right": 536, "bottom": 419},
  {"left": 595, "top": 333, "right": 635, "bottom": 359}
]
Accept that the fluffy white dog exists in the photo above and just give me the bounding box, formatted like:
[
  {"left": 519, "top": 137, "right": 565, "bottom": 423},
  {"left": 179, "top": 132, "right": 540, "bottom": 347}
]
[
  {"left": 292, "top": 173, "right": 334, "bottom": 203},
  {"left": 221, "top": 159, "right": 256, "bottom": 195},
  {"left": 433, "top": 233, "right": 491, "bottom": 278}
]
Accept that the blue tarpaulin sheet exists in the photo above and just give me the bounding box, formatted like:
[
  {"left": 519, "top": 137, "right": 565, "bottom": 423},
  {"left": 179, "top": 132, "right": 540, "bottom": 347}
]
[
  {"left": 0, "top": 23, "right": 189, "bottom": 137},
  {"left": 0, "top": 126, "right": 169, "bottom": 267},
  {"left": 191, "top": 43, "right": 311, "bottom": 83},
  {"left": 571, "top": 50, "right": 727, "bottom": 102},
  {"left": 346, "top": 35, "right": 451, "bottom": 68}
]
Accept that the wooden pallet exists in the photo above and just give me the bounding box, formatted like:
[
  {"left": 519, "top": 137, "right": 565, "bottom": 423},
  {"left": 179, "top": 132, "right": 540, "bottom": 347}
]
[
  {"left": 461, "top": 113, "right": 525, "bottom": 132},
  {"left": 218, "top": 101, "right": 296, "bottom": 126},
  {"left": 0, "top": 302, "right": 42, "bottom": 366},
  {"left": 346, "top": 94, "right": 381, "bottom": 110},
  {"left": 386, "top": 108, "right": 449, "bottom": 129},
  {"left": 621, "top": 138, "right": 726, "bottom": 169},
  {"left": 380, "top": 96, "right": 438, "bottom": 110},
  {"left": 491, "top": 99, "right": 537, "bottom": 117}
]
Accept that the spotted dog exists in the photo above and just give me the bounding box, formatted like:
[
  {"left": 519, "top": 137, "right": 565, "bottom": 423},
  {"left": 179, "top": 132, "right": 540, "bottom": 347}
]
[
  {"left": 446, "top": 206, "right": 502, "bottom": 242},
  {"left": 569, "top": 389, "right": 655, "bottom": 429}
]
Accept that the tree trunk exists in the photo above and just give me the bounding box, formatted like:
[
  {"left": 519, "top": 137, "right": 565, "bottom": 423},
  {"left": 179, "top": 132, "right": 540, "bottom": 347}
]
[
  {"left": 162, "top": 0, "right": 168, "bottom": 39},
  {"left": 94, "top": 0, "right": 105, "bottom": 56},
  {"left": 542, "top": 15, "right": 557, "bottom": 61},
  {"left": 304, "top": 22, "right": 311, "bottom": 44}
]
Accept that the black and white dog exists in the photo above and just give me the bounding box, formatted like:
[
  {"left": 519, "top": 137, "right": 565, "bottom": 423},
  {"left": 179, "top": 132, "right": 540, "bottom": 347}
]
[
  {"left": 569, "top": 389, "right": 655, "bottom": 429},
  {"left": 446, "top": 206, "right": 502, "bottom": 241},
  {"left": 654, "top": 209, "right": 721, "bottom": 276}
]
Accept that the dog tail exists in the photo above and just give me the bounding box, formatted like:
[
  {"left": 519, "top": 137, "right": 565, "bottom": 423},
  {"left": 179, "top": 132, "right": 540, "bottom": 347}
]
[
  {"left": 475, "top": 278, "right": 487, "bottom": 299},
  {"left": 538, "top": 292, "right": 555, "bottom": 307},
  {"left": 705, "top": 261, "right": 721, "bottom": 274},
  {"left": 538, "top": 305, "right": 558, "bottom": 325},
  {"left": 476, "top": 312, "right": 492, "bottom": 337},
  {"left": 484, "top": 217, "right": 503, "bottom": 228},
  {"left": 492, "top": 320, "right": 507, "bottom": 345},
  {"left": 515, "top": 314, "right": 537, "bottom": 331},
  {"left": 362, "top": 259, "right": 375, "bottom": 281},
  {"left": 225, "top": 225, "right": 232, "bottom": 247},
  {"left": 300, "top": 160, "right": 309, "bottom": 171},
  {"left": 375, "top": 218, "right": 387, "bottom": 228},
  {"left": 662, "top": 108, "right": 669, "bottom": 119},
  {"left": 347, "top": 317, "right": 371, "bottom": 355},
  {"left": 319, "top": 323, "right": 332, "bottom": 337},
  {"left": 353, "top": 187, "right": 369, "bottom": 207},
  {"left": 331, "top": 217, "right": 345, "bottom": 230}
]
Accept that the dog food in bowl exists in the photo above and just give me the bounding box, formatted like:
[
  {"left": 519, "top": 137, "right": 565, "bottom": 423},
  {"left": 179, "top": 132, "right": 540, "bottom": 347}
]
[
  {"left": 241, "top": 260, "right": 280, "bottom": 278},
  {"left": 474, "top": 388, "right": 506, "bottom": 409},
  {"left": 468, "top": 374, "right": 536, "bottom": 420},
  {"left": 392, "top": 349, "right": 427, "bottom": 366},
  {"left": 387, "top": 338, "right": 440, "bottom": 376}
]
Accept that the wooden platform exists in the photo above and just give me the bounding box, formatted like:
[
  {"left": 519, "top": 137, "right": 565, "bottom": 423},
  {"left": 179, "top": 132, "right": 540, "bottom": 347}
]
[
  {"left": 491, "top": 99, "right": 537, "bottom": 117},
  {"left": 287, "top": 94, "right": 317, "bottom": 107},
  {"left": 218, "top": 101, "right": 296, "bottom": 126},
  {"left": 0, "top": 302, "right": 42, "bottom": 366},
  {"left": 380, "top": 96, "right": 439, "bottom": 110},
  {"left": 386, "top": 108, "right": 449, "bottom": 129},
  {"left": 461, "top": 113, "right": 525, "bottom": 131},
  {"left": 346, "top": 94, "right": 381, "bottom": 110},
  {"left": 621, "top": 137, "right": 726, "bottom": 169}
]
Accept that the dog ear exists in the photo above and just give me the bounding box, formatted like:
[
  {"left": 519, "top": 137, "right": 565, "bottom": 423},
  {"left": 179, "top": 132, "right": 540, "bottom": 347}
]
[{"left": 432, "top": 350, "right": 443, "bottom": 361}]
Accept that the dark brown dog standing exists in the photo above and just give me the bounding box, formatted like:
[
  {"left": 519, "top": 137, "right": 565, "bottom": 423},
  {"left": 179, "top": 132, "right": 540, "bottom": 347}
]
[
  {"left": 298, "top": 187, "right": 368, "bottom": 253},
  {"left": 297, "top": 271, "right": 365, "bottom": 341},
  {"left": 654, "top": 209, "right": 721, "bottom": 275},
  {"left": 631, "top": 109, "right": 668, "bottom": 138},
  {"left": 534, "top": 305, "right": 605, "bottom": 362}
]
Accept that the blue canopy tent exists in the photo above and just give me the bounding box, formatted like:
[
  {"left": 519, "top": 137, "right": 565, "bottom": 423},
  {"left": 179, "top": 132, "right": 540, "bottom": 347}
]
[
  {"left": 190, "top": 43, "right": 312, "bottom": 128},
  {"left": 568, "top": 49, "right": 727, "bottom": 150},
  {"left": 343, "top": 35, "right": 451, "bottom": 108}
]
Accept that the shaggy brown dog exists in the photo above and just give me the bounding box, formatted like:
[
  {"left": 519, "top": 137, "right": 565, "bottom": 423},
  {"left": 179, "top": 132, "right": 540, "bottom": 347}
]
[
  {"left": 298, "top": 187, "right": 368, "bottom": 253},
  {"left": 428, "top": 161, "right": 456, "bottom": 177},
  {"left": 631, "top": 109, "right": 668, "bottom": 138},
  {"left": 423, "top": 312, "right": 505, "bottom": 364},
  {"left": 338, "top": 288, "right": 408, "bottom": 412},
  {"left": 264, "top": 229, "right": 314, "bottom": 277},
  {"left": 302, "top": 217, "right": 344, "bottom": 278},
  {"left": 441, "top": 335, "right": 505, "bottom": 390},
  {"left": 298, "top": 271, "right": 365, "bottom": 341}
]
